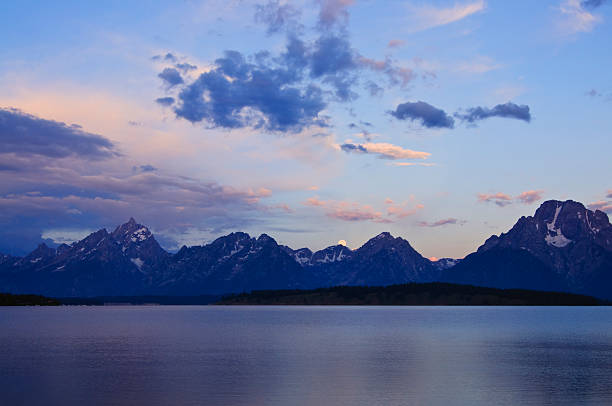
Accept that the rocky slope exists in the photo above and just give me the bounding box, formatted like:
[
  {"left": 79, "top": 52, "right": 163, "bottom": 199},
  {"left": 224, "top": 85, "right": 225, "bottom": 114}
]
[
  {"left": 443, "top": 200, "right": 612, "bottom": 298},
  {"left": 1, "top": 199, "right": 610, "bottom": 298}
]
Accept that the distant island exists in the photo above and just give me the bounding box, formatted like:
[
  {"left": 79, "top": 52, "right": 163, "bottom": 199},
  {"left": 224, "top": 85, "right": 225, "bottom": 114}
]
[
  {"left": 217, "top": 283, "right": 603, "bottom": 306},
  {"left": 0, "top": 293, "right": 60, "bottom": 306}
]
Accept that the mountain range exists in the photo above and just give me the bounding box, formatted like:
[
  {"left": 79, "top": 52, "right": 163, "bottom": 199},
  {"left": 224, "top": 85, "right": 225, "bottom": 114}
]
[{"left": 1, "top": 200, "right": 611, "bottom": 299}]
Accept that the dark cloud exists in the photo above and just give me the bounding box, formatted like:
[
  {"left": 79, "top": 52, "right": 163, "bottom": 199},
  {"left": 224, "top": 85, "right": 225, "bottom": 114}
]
[
  {"left": 254, "top": 0, "right": 302, "bottom": 34},
  {"left": 132, "top": 165, "right": 157, "bottom": 173},
  {"left": 158, "top": 1, "right": 415, "bottom": 132},
  {"left": 390, "top": 101, "right": 455, "bottom": 129},
  {"left": 581, "top": 0, "right": 607, "bottom": 8},
  {"left": 158, "top": 68, "right": 184, "bottom": 87},
  {"left": 173, "top": 49, "right": 327, "bottom": 132},
  {"left": 340, "top": 143, "right": 367, "bottom": 153},
  {"left": 365, "top": 81, "right": 384, "bottom": 96},
  {"left": 310, "top": 35, "right": 356, "bottom": 77},
  {"left": 155, "top": 97, "right": 175, "bottom": 106},
  {"left": 586, "top": 89, "right": 601, "bottom": 97},
  {"left": 417, "top": 218, "right": 464, "bottom": 227},
  {"left": 455, "top": 102, "right": 531, "bottom": 124},
  {"left": 0, "top": 156, "right": 276, "bottom": 254},
  {"left": 175, "top": 62, "right": 197, "bottom": 72},
  {"left": 152, "top": 52, "right": 177, "bottom": 62},
  {"left": 0, "top": 108, "right": 118, "bottom": 159}
]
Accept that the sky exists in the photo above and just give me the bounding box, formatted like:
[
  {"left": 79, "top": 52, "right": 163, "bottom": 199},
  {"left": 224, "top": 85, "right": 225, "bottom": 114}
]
[{"left": 0, "top": 0, "right": 611, "bottom": 258}]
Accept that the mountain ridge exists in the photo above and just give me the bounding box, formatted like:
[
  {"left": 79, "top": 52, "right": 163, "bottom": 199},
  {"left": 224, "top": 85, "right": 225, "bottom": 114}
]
[{"left": 1, "top": 199, "right": 611, "bottom": 298}]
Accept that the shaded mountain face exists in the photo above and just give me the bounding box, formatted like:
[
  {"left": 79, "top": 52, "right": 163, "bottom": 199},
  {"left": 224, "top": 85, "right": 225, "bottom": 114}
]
[
  {"left": 430, "top": 258, "right": 461, "bottom": 271},
  {"left": 443, "top": 200, "right": 612, "bottom": 298},
  {"left": 2, "top": 200, "right": 609, "bottom": 298},
  {"left": 0, "top": 219, "right": 168, "bottom": 297},
  {"left": 157, "top": 232, "right": 310, "bottom": 295},
  {"left": 298, "top": 232, "right": 438, "bottom": 287},
  {"left": 0, "top": 225, "right": 442, "bottom": 296}
]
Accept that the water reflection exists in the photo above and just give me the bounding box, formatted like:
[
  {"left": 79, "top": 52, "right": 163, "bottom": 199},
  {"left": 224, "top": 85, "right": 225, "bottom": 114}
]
[{"left": 1, "top": 306, "right": 611, "bottom": 405}]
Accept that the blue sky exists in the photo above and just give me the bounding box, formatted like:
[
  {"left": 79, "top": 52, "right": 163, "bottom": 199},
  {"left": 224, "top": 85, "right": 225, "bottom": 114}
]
[{"left": 0, "top": 0, "right": 610, "bottom": 258}]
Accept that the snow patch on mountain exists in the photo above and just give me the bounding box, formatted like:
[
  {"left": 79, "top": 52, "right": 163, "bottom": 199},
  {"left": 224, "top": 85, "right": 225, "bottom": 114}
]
[
  {"left": 545, "top": 204, "right": 572, "bottom": 248},
  {"left": 131, "top": 257, "right": 144, "bottom": 270}
]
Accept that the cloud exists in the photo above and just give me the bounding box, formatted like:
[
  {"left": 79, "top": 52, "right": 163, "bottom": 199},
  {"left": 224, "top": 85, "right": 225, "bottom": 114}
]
[
  {"left": 155, "top": 97, "right": 175, "bottom": 106},
  {"left": 152, "top": 53, "right": 177, "bottom": 62},
  {"left": 391, "top": 162, "right": 436, "bottom": 167},
  {"left": 386, "top": 201, "right": 424, "bottom": 218},
  {"left": 132, "top": 164, "right": 157, "bottom": 173},
  {"left": 478, "top": 190, "right": 543, "bottom": 207},
  {"left": 341, "top": 142, "right": 431, "bottom": 160},
  {"left": 303, "top": 197, "right": 392, "bottom": 223},
  {"left": 359, "top": 57, "right": 415, "bottom": 87},
  {"left": 159, "top": 2, "right": 417, "bottom": 131},
  {"left": 417, "top": 218, "right": 464, "bottom": 227},
  {"left": 304, "top": 197, "right": 327, "bottom": 206},
  {"left": 516, "top": 190, "right": 544, "bottom": 204},
  {"left": 477, "top": 192, "right": 513, "bottom": 207},
  {"left": 586, "top": 88, "right": 602, "bottom": 97},
  {"left": 0, "top": 108, "right": 118, "bottom": 159},
  {"left": 41, "top": 228, "right": 95, "bottom": 244},
  {"left": 557, "top": 0, "right": 602, "bottom": 34},
  {"left": 409, "top": 0, "right": 486, "bottom": 31},
  {"left": 317, "top": 0, "right": 355, "bottom": 28},
  {"left": 390, "top": 101, "right": 455, "bottom": 129},
  {"left": 588, "top": 200, "right": 612, "bottom": 213},
  {"left": 581, "top": 0, "right": 607, "bottom": 8},
  {"left": 158, "top": 67, "right": 184, "bottom": 87},
  {"left": 173, "top": 50, "right": 327, "bottom": 132},
  {"left": 175, "top": 62, "right": 198, "bottom": 72},
  {"left": 455, "top": 102, "right": 531, "bottom": 124},
  {"left": 340, "top": 143, "right": 368, "bottom": 154},
  {"left": 0, "top": 107, "right": 289, "bottom": 254},
  {"left": 607, "top": 190, "right": 612, "bottom": 198},
  {"left": 254, "top": 0, "right": 302, "bottom": 34},
  {"left": 387, "top": 39, "right": 405, "bottom": 48},
  {"left": 455, "top": 56, "right": 502, "bottom": 74}
]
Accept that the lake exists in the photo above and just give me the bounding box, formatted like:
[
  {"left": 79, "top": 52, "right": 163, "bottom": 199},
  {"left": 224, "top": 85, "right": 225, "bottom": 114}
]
[{"left": 1, "top": 306, "right": 611, "bottom": 405}]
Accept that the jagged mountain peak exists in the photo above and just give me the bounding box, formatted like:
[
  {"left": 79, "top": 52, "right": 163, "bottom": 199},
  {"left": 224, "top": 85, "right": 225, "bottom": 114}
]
[
  {"left": 485, "top": 199, "right": 612, "bottom": 252},
  {"left": 24, "top": 243, "right": 56, "bottom": 262},
  {"left": 256, "top": 233, "right": 276, "bottom": 244},
  {"left": 112, "top": 218, "right": 152, "bottom": 242},
  {"left": 360, "top": 232, "right": 415, "bottom": 253}
]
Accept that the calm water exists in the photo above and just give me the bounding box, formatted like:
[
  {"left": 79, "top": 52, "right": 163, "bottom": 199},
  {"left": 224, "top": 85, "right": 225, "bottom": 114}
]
[{"left": 1, "top": 306, "right": 612, "bottom": 406}]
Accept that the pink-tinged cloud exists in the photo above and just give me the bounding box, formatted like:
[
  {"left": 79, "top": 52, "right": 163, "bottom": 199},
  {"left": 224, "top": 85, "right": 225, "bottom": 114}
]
[
  {"left": 318, "top": 0, "right": 355, "bottom": 27},
  {"left": 417, "top": 218, "right": 465, "bottom": 227},
  {"left": 607, "top": 190, "right": 612, "bottom": 199},
  {"left": 588, "top": 200, "right": 612, "bottom": 213},
  {"left": 341, "top": 141, "right": 431, "bottom": 160},
  {"left": 303, "top": 197, "right": 392, "bottom": 223},
  {"left": 392, "top": 162, "right": 436, "bottom": 167},
  {"left": 363, "top": 142, "right": 430, "bottom": 160},
  {"left": 387, "top": 202, "right": 424, "bottom": 218},
  {"left": 479, "top": 190, "right": 545, "bottom": 207},
  {"left": 409, "top": 0, "right": 485, "bottom": 32},
  {"left": 304, "top": 197, "right": 327, "bottom": 207},
  {"left": 387, "top": 39, "right": 405, "bottom": 48},
  {"left": 516, "top": 190, "right": 544, "bottom": 204},
  {"left": 477, "top": 192, "right": 513, "bottom": 207}
]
